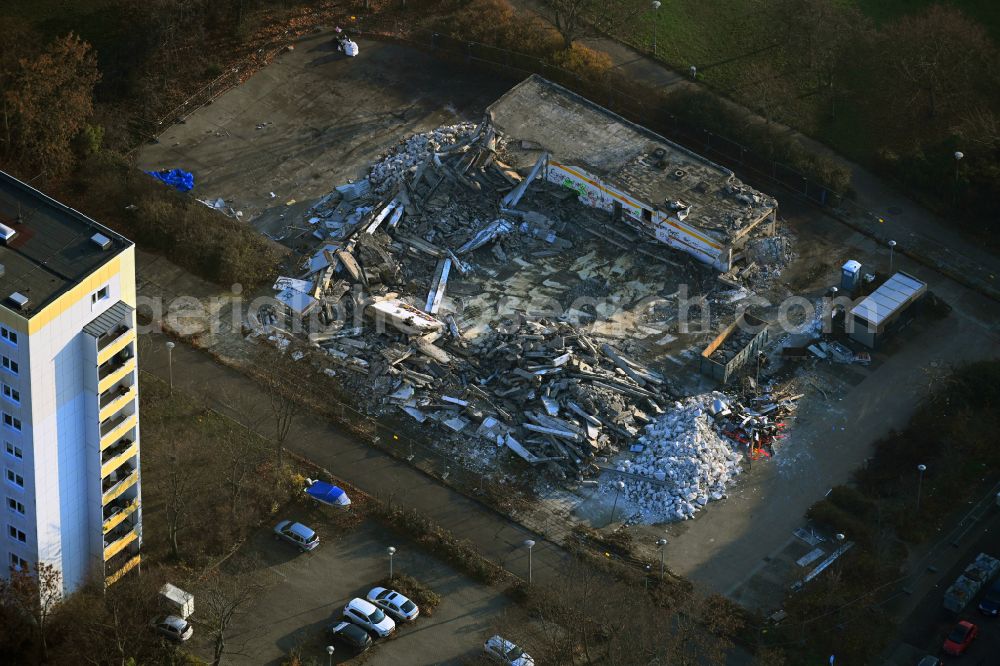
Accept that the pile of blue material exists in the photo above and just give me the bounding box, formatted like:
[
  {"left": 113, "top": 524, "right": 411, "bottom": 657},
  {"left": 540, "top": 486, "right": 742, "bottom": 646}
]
[{"left": 146, "top": 168, "right": 195, "bottom": 192}]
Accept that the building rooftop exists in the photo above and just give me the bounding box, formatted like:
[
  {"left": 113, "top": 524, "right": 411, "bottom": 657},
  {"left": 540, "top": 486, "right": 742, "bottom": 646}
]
[
  {"left": 850, "top": 271, "right": 927, "bottom": 327},
  {"left": 0, "top": 171, "right": 131, "bottom": 317},
  {"left": 487, "top": 75, "right": 777, "bottom": 241}
]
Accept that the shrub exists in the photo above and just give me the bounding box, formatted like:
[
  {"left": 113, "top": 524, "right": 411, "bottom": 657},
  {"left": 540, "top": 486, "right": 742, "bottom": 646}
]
[
  {"left": 377, "top": 573, "right": 442, "bottom": 616},
  {"left": 550, "top": 43, "right": 613, "bottom": 83}
]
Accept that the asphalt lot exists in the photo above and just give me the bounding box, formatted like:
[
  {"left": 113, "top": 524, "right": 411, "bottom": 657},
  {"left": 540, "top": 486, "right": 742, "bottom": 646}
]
[
  {"left": 887, "top": 498, "right": 1000, "bottom": 665},
  {"left": 138, "top": 34, "right": 511, "bottom": 240},
  {"left": 186, "top": 509, "right": 518, "bottom": 665}
]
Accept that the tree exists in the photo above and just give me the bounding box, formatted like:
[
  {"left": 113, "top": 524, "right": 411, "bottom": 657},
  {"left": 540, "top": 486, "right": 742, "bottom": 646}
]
[
  {"left": 878, "top": 6, "right": 996, "bottom": 131},
  {"left": 152, "top": 440, "right": 193, "bottom": 560},
  {"left": 221, "top": 426, "right": 265, "bottom": 524},
  {"left": 537, "top": 0, "right": 646, "bottom": 49},
  {"left": 265, "top": 372, "right": 301, "bottom": 468},
  {"left": 200, "top": 563, "right": 264, "bottom": 666},
  {"left": 776, "top": 0, "right": 871, "bottom": 119},
  {"left": 0, "top": 561, "right": 63, "bottom": 662},
  {"left": 3, "top": 33, "right": 100, "bottom": 176}
]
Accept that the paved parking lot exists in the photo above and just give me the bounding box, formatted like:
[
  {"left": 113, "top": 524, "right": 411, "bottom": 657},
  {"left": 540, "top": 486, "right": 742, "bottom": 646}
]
[{"left": 187, "top": 509, "right": 518, "bottom": 665}]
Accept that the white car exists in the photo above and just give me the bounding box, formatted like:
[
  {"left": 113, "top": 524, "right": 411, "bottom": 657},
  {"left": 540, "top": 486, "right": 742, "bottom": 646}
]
[
  {"left": 366, "top": 587, "right": 419, "bottom": 622},
  {"left": 343, "top": 597, "right": 395, "bottom": 638},
  {"left": 484, "top": 635, "right": 534, "bottom": 666},
  {"left": 151, "top": 615, "right": 193, "bottom": 642}
]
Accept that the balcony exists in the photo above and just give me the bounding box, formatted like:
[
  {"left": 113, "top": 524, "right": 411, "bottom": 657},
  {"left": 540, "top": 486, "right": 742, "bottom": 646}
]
[
  {"left": 102, "top": 468, "right": 138, "bottom": 506},
  {"left": 100, "top": 413, "right": 137, "bottom": 451},
  {"left": 103, "top": 498, "right": 139, "bottom": 534},
  {"left": 100, "top": 439, "right": 138, "bottom": 479},
  {"left": 98, "top": 357, "right": 135, "bottom": 394},
  {"left": 103, "top": 523, "right": 139, "bottom": 561},
  {"left": 99, "top": 384, "right": 136, "bottom": 422},
  {"left": 97, "top": 327, "right": 135, "bottom": 366},
  {"left": 105, "top": 553, "right": 140, "bottom": 587}
]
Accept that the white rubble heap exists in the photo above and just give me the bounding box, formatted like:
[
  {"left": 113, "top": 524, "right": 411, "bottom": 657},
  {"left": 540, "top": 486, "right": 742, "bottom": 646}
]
[
  {"left": 604, "top": 392, "right": 743, "bottom": 523},
  {"left": 368, "top": 122, "right": 478, "bottom": 195}
]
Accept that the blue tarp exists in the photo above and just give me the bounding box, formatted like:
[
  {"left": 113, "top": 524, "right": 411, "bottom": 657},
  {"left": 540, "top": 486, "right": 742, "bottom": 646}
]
[
  {"left": 305, "top": 481, "right": 351, "bottom": 507},
  {"left": 146, "top": 168, "right": 195, "bottom": 192}
]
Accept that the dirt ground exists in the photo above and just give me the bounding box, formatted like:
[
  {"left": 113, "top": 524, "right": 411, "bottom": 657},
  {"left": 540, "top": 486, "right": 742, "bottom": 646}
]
[
  {"left": 138, "top": 35, "right": 512, "bottom": 239},
  {"left": 134, "top": 30, "right": 1000, "bottom": 613}
]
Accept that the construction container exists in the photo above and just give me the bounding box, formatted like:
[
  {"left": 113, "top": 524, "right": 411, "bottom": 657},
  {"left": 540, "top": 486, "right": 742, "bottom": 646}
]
[{"left": 699, "top": 312, "right": 769, "bottom": 384}]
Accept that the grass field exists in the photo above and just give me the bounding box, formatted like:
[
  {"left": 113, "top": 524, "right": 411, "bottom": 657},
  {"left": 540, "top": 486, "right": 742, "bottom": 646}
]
[{"left": 618, "top": 0, "right": 997, "bottom": 162}]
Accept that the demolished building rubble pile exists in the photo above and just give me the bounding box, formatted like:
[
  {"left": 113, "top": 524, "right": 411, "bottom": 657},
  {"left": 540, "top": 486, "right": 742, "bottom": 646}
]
[
  {"left": 603, "top": 389, "right": 799, "bottom": 522},
  {"left": 248, "top": 116, "right": 793, "bottom": 503}
]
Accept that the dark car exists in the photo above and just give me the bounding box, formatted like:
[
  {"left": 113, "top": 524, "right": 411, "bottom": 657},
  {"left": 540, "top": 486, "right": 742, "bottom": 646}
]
[
  {"left": 328, "top": 620, "right": 373, "bottom": 653},
  {"left": 978, "top": 581, "right": 1000, "bottom": 616},
  {"left": 942, "top": 620, "right": 978, "bottom": 656}
]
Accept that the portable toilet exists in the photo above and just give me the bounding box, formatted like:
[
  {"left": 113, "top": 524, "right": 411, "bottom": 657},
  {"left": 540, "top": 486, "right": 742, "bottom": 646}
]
[{"left": 841, "top": 260, "right": 862, "bottom": 294}]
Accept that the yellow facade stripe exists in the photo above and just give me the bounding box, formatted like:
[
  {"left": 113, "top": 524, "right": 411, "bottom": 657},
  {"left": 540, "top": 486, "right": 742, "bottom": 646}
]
[{"left": 550, "top": 161, "right": 723, "bottom": 251}]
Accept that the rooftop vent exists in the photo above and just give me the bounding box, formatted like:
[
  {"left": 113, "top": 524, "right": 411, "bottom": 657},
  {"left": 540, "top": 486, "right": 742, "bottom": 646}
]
[
  {"left": 674, "top": 169, "right": 687, "bottom": 180},
  {"left": 652, "top": 147, "right": 667, "bottom": 159},
  {"left": 8, "top": 292, "right": 29, "bottom": 310},
  {"left": 0, "top": 223, "right": 17, "bottom": 245},
  {"left": 91, "top": 233, "right": 112, "bottom": 251}
]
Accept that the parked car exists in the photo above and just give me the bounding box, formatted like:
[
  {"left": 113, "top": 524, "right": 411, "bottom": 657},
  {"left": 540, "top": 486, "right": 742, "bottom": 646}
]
[
  {"left": 151, "top": 615, "right": 193, "bottom": 642},
  {"left": 366, "top": 587, "right": 419, "bottom": 622},
  {"left": 942, "top": 620, "right": 978, "bottom": 656},
  {"left": 484, "top": 635, "right": 534, "bottom": 666},
  {"left": 343, "top": 597, "right": 395, "bottom": 638},
  {"left": 272, "top": 520, "right": 319, "bottom": 552},
  {"left": 328, "top": 620, "right": 373, "bottom": 653},
  {"left": 978, "top": 581, "right": 1000, "bottom": 616}
]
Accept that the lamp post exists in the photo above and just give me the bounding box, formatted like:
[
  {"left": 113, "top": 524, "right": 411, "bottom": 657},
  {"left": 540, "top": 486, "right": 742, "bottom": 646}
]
[
  {"left": 651, "top": 1, "right": 661, "bottom": 56},
  {"left": 326, "top": 645, "right": 335, "bottom": 666},
  {"left": 610, "top": 480, "right": 626, "bottom": 524},
  {"left": 916, "top": 464, "right": 927, "bottom": 513},
  {"left": 656, "top": 538, "right": 667, "bottom": 578},
  {"left": 387, "top": 546, "right": 396, "bottom": 579},
  {"left": 524, "top": 539, "right": 536, "bottom": 584},
  {"left": 887, "top": 240, "right": 896, "bottom": 274},
  {"left": 834, "top": 532, "right": 845, "bottom": 576},
  {"left": 165, "top": 341, "right": 175, "bottom": 394},
  {"left": 644, "top": 564, "right": 652, "bottom": 591},
  {"left": 953, "top": 150, "right": 964, "bottom": 204}
]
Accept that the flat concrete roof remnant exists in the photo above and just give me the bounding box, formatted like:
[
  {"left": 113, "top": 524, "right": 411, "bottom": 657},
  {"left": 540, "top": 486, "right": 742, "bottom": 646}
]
[
  {"left": 488, "top": 75, "right": 777, "bottom": 242},
  {"left": 0, "top": 171, "right": 130, "bottom": 316},
  {"left": 850, "top": 271, "right": 927, "bottom": 327}
]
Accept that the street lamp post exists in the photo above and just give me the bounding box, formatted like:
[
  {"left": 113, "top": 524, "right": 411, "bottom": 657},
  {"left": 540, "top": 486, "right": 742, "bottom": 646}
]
[
  {"left": 651, "top": 1, "right": 661, "bottom": 56},
  {"left": 644, "top": 564, "right": 652, "bottom": 591},
  {"left": 326, "top": 645, "right": 334, "bottom": 666},
  {"left": 165, "top": 341, "right": 175, "bottom": 394},
  {"left": 610, "top": 480, "right": 626, "bottom": 524},
  {"left": 834, "top": 533, "right": 845, "bottom": 576},
  {"left": 656, "top": 538, "right": 667, "bottom": 578},
  {"left": 524, "top": 539, "right": 536, "bottom": 584},
  {"left": 887, "top": 240, "right": 896, "bottom": 274},
  {"left": 953, "top": 151, "right": 964, "bottom": 204},
  {"left": 916, "top": 464, "right": 927, "bottom": 512},
  {"left": 387, "top": 546, "right": 396, "bottom": 579}
]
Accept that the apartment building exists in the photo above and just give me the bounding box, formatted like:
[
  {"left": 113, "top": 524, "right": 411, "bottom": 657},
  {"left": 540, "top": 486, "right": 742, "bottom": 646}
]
[{"left": 0, "top": 170, "right": 140, "bottom": 595}]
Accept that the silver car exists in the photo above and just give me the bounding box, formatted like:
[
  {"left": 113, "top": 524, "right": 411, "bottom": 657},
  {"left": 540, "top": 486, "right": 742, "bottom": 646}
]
[
  {"left": 484, "top": 635, "right": 534, "bottom": 666},
  {"left": 151, "top": 615, "right": 193, "bottom": 642},
  {"left": 273, "top": 520, "right": 319, "bottom": 552}
]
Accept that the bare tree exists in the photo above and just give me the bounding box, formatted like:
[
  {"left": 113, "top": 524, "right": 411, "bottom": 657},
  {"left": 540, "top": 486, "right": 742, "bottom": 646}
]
[
  {"left": 200, "top": 565, "right": 264, "bottom": 666},
  {"left": 221, "top": 426, "right": 264, "bottom": 523},
  {"left": 0, "top": 562, "right": 63, "bottom": 661},
  {"left": 265, "top": 373, "right": 301, "bottom": 468},
  {"left": 151, "top": 441, "right": 193, "bottom": 560},
  {"left": 537, "top": 0, "right": 647, "bottom": 49}
]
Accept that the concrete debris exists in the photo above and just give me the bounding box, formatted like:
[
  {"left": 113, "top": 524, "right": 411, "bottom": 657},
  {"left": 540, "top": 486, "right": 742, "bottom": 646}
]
[
  {"left": 254, "top": 117, "right": 792, "bottom": 488},
  {"left": 602, "top": 388, "right": 798, "bottom": 523}
]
